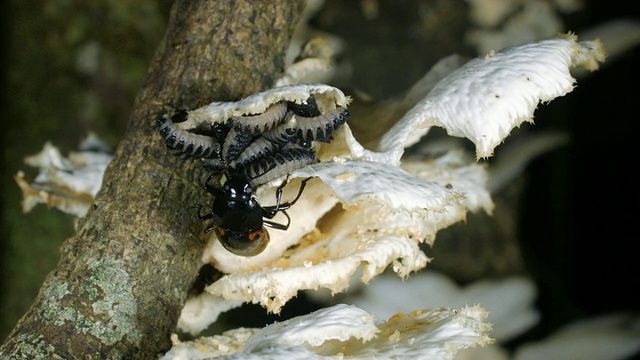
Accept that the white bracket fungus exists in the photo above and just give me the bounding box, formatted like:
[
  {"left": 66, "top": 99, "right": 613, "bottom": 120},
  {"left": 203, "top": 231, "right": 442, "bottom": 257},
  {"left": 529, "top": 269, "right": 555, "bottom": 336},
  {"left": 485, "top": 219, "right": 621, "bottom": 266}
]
[
  {"left": 14, "top": 135, "right": 113, "bottom": 218},
  {"left": 163, "top": 304, "right": 494, "bottom": 359},
  {"left": 15, "top": 32, "right": 605, "bottom": 345},
  {"left": 377, "top": 34, "right": 605, "bottom": 159},
  {"left": 176, "top": 84, "right": 350, "bottom": 133},
  {"left": 173, "top": 34, "right": 605, "bottom": 334}
]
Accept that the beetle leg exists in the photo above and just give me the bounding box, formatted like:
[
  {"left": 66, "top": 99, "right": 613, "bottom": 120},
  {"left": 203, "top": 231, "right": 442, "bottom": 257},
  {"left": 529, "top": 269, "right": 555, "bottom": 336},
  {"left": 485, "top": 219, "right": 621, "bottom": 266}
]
[
  {"left": 272, "top": 175, "right": 291, "bottom": 212},
  {"left": 262, "top": 177, "right": 312, "bottom": 218},
  {"left": 204, "top": 173, "right": 224, "bottom": 197},
  {"left": 263, "top": 211, "right": 291, "bottom": 231},
  {"left": 197, "top": 205, "right": 214, "bottom": 221},
  {"left": 197, "top": 203, "right": 216, "bottom": 233},
  {"left": 276, "top": 176, "right": 311, "bottom": 212},
  {"left": 262, "top": 176, "right": 312, "bottom": 230}
]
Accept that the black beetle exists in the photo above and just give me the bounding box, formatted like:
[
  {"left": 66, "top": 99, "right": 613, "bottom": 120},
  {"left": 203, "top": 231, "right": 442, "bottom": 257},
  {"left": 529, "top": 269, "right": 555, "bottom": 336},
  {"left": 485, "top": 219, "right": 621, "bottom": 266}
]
[{"left": 198, "top": 172, "right": 310, "bottom": 256}]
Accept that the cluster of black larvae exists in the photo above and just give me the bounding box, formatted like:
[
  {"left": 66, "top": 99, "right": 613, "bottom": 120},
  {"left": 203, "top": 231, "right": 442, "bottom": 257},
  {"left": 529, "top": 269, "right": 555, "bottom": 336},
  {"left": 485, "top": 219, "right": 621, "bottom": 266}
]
[{"left": 157, "top": 96, "right": 349, "bottom": 256}]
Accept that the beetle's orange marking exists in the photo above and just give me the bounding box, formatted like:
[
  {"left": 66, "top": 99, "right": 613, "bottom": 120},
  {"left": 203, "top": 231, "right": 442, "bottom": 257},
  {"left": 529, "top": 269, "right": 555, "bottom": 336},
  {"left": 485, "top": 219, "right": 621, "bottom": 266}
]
[
  {"left": 248, "top": 230, "right": 264, "bottom": 242},
  {"left": 213, "top": 224, "right": 226, "bottom": 236}
]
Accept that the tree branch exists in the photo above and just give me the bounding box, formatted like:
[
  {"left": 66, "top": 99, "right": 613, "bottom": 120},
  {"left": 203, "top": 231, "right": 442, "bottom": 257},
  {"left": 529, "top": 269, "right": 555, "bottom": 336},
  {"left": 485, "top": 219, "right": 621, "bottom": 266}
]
[{"left": 0, "top": 0, "right": 304, "bottom": 358}]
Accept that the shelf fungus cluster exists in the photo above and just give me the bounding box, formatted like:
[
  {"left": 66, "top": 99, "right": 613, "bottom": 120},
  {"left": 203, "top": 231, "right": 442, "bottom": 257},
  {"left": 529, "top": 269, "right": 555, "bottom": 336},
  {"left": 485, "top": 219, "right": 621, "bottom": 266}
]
[
  {"left": 15, "top": 32, "right": 605, "bottom": 358},
  {"left": 165, "top": 33, "right": 605, "bottom": 357},
  {"left": 163, "top": 304, "right": 494, "bottom": 359},
  {"left": 174, "top": 32, "right": 604, "bottom": 319},
  {"left": 14, "top": 134, "right": 113, "bottom": 220}
]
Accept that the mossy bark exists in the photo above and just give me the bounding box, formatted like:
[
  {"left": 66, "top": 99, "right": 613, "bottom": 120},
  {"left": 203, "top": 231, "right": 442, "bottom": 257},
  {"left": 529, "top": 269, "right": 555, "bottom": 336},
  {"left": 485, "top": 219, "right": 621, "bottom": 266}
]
[{"left": 0, "top": 0, "right": 304, "bottom": 358}]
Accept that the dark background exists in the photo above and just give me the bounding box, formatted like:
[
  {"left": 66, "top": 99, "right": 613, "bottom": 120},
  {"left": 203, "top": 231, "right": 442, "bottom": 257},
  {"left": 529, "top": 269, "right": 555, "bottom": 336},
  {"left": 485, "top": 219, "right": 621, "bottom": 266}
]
[{"left": 522, "top": 3, "right": 640, "bottom": 335}]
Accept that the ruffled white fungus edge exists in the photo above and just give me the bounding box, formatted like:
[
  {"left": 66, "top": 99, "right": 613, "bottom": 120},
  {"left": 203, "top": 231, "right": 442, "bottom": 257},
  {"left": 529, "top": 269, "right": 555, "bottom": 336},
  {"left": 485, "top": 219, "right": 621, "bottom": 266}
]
[
  {"left": 276, "top": 37, "right": 337, "bottom": 87},
  {"left": 178, "top": 294, "right": 245, "bottom": 336},
  {"left": 377, "top": 33, "right": 605, "bottom": 159},
  {"left": 178, "top": 84, "right": 351, "bottom": 131},
  {"left": 163, "top": 304, "right": 494, "bottom": 359},
  {"left": 14, "top": 136, "right": 113, "bottom": 218},
  {"left": 244, "top": 304, "right": 379, "bottom": 350},
  {"left": 339, "top": 272, "right": 539, "bottom": 343}
]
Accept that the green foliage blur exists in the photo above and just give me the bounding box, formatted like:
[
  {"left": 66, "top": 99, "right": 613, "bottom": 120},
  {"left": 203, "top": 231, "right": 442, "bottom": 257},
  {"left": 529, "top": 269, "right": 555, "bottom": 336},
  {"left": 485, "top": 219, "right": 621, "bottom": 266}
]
[{"left": 0, "top": 0, "right": 171, "bottom": 340}]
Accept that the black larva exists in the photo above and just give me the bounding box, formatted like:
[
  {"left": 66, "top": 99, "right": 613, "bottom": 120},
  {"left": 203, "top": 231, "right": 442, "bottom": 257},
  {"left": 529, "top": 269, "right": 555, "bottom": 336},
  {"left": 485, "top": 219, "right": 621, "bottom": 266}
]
[
  {"left": 259, "top": 106, "right": 349, "bottom": 147},
  {"left": 233, "top": 136, "right": 284, "bottom": 168},
  {"left": 286, "top": 96, "right": 321, "bottom": 117},
  {"left": 221, "top": 127, "right": 256, "bottom": 161},
  {"left": 157, "top": 93, "right": 349, "bottom": 257},
  {"left": 157, "top": 114, "right": 220, "bottom": 160},
  {"left": 227, "top": 96, "right": 322, "bottom": 136},
  {"left": 290, "top": 106, "right": 349, "bottom": 145},
  {"left": 229, "top": 101, "right": 289, "bottom": 135},
  {"left": 259, "top": 122, "right": 299, "bottom": 146},
  {"left": 240, "top": 146, "right": 317, "bottom": 187}
]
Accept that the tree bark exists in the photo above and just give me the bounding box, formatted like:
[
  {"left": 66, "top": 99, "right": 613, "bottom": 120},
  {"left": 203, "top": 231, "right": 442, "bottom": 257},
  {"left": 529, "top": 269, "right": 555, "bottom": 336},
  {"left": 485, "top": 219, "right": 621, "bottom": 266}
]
[{"left": 0, "top": 0, "right": 304, "bottom": 358}]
